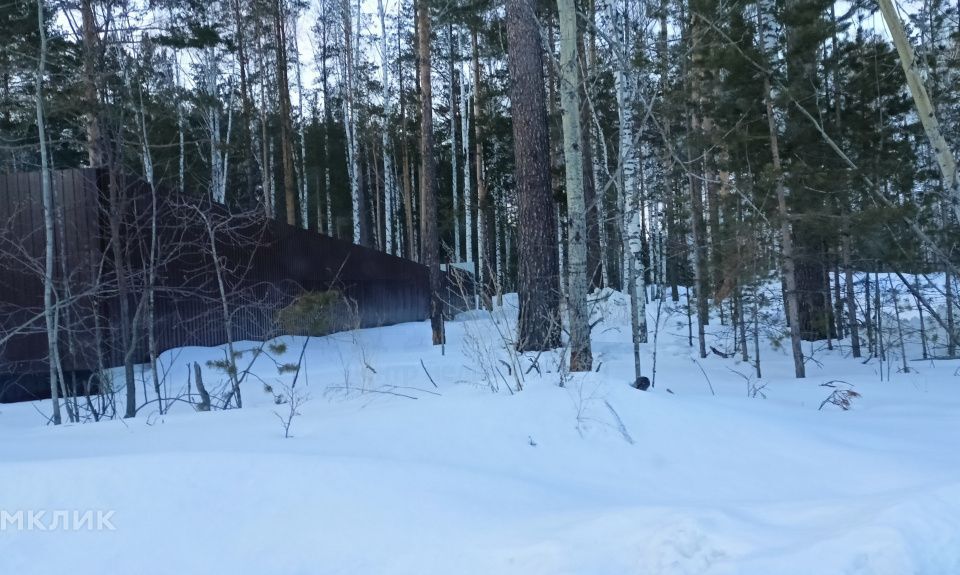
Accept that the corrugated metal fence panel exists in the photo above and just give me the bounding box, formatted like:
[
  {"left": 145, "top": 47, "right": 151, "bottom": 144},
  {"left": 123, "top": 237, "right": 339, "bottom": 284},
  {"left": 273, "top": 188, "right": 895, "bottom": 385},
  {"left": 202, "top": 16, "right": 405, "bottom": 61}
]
[{"left": 1, "top": 168, "right": 473, "bottom": 398}]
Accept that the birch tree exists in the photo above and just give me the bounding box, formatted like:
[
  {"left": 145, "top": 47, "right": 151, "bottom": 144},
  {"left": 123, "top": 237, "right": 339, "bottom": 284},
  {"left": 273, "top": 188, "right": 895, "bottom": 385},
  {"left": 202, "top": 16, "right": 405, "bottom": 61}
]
[
  {"left": 340, "top": 0, "right": 362, "bottom": 243},
  {"left": 878, "top": 0, "right": 960, "bottom": 224},
  {"left": 556, "top": 0, "right": 593, "bottom": 371},
  {"left": 448, "top": 25, "right": 461, "bottom": 261},
  {"left": 461, "top": 35, "right": 473, "bottom": 266},
  {"left": 606, "top": 0, "right": 647, "bottom": 345},
  {"left": 378, "top": 0, "right": 397, "bottom": 254}
]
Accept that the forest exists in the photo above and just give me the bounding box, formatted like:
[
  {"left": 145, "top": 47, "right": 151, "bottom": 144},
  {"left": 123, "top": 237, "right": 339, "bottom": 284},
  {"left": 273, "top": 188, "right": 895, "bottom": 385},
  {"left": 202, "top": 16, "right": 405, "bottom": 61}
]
[
  {"left": 5, "top": 0, "right": 960, "bottom": 387},
  {"left": 2, "top": 0, "right": 960, "bottom": 571}
]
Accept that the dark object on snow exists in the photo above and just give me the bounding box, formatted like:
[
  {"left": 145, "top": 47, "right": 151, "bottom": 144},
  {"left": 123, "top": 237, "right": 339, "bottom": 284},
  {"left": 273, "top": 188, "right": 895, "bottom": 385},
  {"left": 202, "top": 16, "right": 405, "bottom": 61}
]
[
  {"left": 710, "top": 346, "right": 731, "bottom": 359},
  {"left": 633, "top": 376, "right": 651, "bottom": 391}
]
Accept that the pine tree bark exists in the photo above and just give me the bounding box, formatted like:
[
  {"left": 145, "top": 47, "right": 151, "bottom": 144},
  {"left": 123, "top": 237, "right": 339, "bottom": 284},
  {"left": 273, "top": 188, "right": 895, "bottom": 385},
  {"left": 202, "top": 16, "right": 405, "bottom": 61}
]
[
  {"left": 274, "top": 0, "right": 298, "bottom": 225},
  {"left": 418, "top": 0, "right": 445, "bottom": 345},
  {"left": 506, "top": 0, "right": 562, "bottom": 351}
]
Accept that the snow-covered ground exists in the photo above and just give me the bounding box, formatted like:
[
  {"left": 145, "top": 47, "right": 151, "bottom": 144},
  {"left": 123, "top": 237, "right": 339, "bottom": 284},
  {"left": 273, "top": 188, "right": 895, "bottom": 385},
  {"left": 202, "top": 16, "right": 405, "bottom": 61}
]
[{"left": 1, "top": 289, "right": 959, "bottom": 574}]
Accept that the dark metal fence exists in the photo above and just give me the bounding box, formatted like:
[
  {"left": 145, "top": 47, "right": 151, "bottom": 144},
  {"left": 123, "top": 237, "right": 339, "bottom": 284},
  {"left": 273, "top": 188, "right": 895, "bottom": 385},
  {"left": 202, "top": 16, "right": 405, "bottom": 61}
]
[{"left": 0, "top": 168, "right": 471, "bottom": 402}]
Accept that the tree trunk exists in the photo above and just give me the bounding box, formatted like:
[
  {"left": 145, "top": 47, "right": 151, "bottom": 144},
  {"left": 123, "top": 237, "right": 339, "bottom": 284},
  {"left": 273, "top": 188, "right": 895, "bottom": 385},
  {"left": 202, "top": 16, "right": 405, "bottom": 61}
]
[
  {"left": 35, "top": 0, "right": 62, "bottom": 425},
  {"left": 378, "top": 0, "right": 396, "bottom": 254},
  {"left": 274, "top": 0, "right": 298, "bottom": 225},
  {"left": 878, "top": 0, "right": 960, "bottom": 222},
  {"left": 506, "top": 0, "right": 562, "bottom": 351},
  {"left": 461, "top": 34, "right": 473, "bottom": 268},
  {"left": 80, "top": 0, "right": 102, "bottom": 167},
  {"left": 842, "top": 227, "right": 861, "bottom": 358},
  {"left": 766, "top": 78, "right": 805, "bottom": 378},
  {"left": 398, "top": 8, "right": 416, "bottom": 257},
  {"left": 687, "top": 11, "right": 708, "bottom": 358},
  {"left": 342, "top": 0, "right": 362, "bottom": 243},
  {"left": 608, "top": 0, "right": 648, "bottom": 345},
  {"left": 556, "top": 0, "right": 593, "bottom": 371},
  {"left": 473, "top": 28, "right": 494, "bottom": 310},
  {"left": 418, "top": 0, "right": 445, "bottom": 345},
  {"left": 448, "top": 25, "right": 461, "bottom": 261}
]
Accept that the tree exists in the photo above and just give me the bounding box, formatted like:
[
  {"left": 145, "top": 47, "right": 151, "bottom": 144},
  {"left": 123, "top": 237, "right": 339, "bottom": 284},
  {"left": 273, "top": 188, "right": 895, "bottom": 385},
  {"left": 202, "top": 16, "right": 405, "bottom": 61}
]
[
  {"left": 506, "top": 0, "right": 562, "bottom": 351},
  {"left": 556, "top": 0, "right": 592, "bottom": 370},
  {"left": 879, "top": 0, "right": 960, "bottom": 223},
  {"left": 34, "top": 0, "right": 64, "bottom": 424},
  {"left": 418, "top": 0, "right": 445, "bottom": 345}
]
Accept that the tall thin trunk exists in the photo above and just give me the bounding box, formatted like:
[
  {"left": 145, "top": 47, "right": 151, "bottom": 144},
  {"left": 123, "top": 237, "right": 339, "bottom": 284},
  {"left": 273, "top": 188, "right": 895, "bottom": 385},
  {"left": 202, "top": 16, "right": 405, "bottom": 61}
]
[
  {"left": 80, "top": 0, "right": 102, "bottom": 166},
  {"left": 418, "top": 0, "right": 445, "bottom": 344},
  {"left": 379, "top": 0, "right": 396, "bottom": 253},
  {"left": 341, "top": 0, "right": 362, "bottom": 242},
  {"left": 842, "top": 226, "right": 861, "bottom": 357},
  {"left": 320, "top": 25, "right": 334, "bottom": 235},
  {"left": 232, "top": 0, "right": 259, "bottom": 203},
  {"left": 36, "top": 0, "right": 61, "bottom": 425},
  {"left": 764, "top": 76, "right": 804, "bottom": 378},
  {"left": 865, "top": 271, "right": 874, "bottom": 355},
  {"left": 608, "top": 0, "right": 647, "bottom": 345},
  {"left": 579, "top": 0, "right": 602, "bottom": 290},
  {"left": 687, "top": 11, "right": 708, "bottom": 358},
  {"left": 449, "top": 25, "right": 461, "bottom": 261},
  {"left": 947, "top": 273, "right": 956, "bottom": 356},
  {"left": 757, "top": 2, "right": 803, "bottom": 377},
  {"left": 399, "top": 5, "right": 415, "bottom": 258},
  {"left": 461, "top": 34, "right": 473, "bottom": 267},
  {"left": 473, "top": 28, "right": 494, "bottom": 309},
  {"left": 274, "top": 0, "right": 298, "bottom": 225},
  {"left": 293, "top": 14, "right": 309, "bottom": 227},
  {"left": 256, "top": 17, "right": 273, "bottom": 217}
]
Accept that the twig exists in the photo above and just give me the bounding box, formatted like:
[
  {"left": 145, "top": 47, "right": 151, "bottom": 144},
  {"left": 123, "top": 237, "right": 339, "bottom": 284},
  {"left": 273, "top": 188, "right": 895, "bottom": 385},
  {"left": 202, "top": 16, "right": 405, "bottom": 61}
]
[
  {"left": 420, "top": 358, "right": 439, "bottom": 388},
  {"left": 692, "top": 359, "right": 716, "bottom": 396}
]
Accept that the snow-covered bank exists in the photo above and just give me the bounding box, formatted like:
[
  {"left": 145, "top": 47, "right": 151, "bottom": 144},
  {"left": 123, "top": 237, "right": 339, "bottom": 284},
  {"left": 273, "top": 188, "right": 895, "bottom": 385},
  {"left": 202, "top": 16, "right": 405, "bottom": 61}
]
[{"left": 1, "top": 291, "right": 958, "bottom": 574}]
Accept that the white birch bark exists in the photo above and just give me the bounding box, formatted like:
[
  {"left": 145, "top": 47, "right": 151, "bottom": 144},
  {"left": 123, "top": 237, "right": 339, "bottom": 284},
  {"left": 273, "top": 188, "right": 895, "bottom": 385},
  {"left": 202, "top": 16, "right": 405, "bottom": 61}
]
[
  {"left": 607, "top": 0, "right": 647, "bottom": 343},
  {"left": 557, "top": 0, "right": 593, "bottom": 371},
  {"left": 378, "top": 0, "right": 396, "bottom": 253},
  {"left": 293, "top": 12, "right": 309, "bottom": 227},
  {"left": 448, "top": 25, "right": 461, "bottom": 261},
  {"left": 878, "top": 0, "right": 960, "bottom": 223},
  {"left": 341, "top": 0, "right": 361, "bottom": 243},
  {"left": 461, "top": 46, "right": 472, "bottom": 266},
  {"left": 201, "top": 44, "right": 226, "bottom": 203}
]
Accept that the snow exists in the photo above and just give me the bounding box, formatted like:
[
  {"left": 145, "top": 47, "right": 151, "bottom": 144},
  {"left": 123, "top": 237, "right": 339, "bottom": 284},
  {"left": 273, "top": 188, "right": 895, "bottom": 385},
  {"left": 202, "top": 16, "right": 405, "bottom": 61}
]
[{"left": 1, "top": 288, "right": 959, "bottom": 574}]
